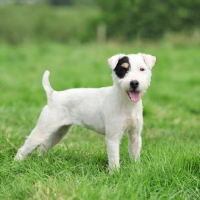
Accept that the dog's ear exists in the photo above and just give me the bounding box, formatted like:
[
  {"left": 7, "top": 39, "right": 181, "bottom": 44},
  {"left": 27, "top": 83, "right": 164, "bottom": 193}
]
[
  {"left": 108, "top": 54, "right": 125, "bottom": 69},
  {"left": 139, "top": 53, "right": 156, "bottom": 69}
]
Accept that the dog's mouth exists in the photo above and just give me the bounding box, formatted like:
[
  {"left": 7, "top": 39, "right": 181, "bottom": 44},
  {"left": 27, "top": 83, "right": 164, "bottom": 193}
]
[{"left": 127, "top": 91, "right": 142, "bottom": 102}]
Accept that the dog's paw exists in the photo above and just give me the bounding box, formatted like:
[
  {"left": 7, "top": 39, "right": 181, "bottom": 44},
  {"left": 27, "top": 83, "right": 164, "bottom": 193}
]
[
  {"left": 14, "top": 151, "right": 25, "bottom": 161},
  {"left": 108, "top": 165, "right": 120, "bottom": 175}
]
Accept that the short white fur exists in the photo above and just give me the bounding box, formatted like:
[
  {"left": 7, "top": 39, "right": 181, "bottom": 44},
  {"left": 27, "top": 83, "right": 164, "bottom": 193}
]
[{"left": 14, "top": 53, "right": 156, "bottom": 170}]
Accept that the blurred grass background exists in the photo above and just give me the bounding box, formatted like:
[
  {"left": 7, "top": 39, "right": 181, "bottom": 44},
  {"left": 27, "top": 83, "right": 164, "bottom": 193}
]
[
  {"left": 0, "top": 0, "right": 200, "bottom": 44},
  {"left": 0, "top": 0, "right": 200, "bottom": 199}
]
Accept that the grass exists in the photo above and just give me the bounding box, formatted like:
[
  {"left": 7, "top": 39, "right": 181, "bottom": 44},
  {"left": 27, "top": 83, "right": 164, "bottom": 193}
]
[
  {"left": 0, "top": 4, "right": 100, "bottom": 44},
  {"left": 0, "top": 42, "right": 199, "bottom": 199}
]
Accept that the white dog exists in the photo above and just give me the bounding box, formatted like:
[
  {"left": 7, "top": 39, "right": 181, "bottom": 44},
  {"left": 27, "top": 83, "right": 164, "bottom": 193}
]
[{"left": 14, "top": 53, "right": 156, "bottom": 169}]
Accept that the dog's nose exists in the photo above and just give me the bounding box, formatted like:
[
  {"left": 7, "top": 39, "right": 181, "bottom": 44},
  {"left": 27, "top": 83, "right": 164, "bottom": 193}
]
[{"left": 130, "top": 80, "right": 139, "bottom": 89}]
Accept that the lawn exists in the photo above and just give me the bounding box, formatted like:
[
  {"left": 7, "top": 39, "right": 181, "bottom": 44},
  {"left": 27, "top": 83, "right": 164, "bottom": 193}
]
[{"left": 0, "top": 42, "right": 199, "bottom": 199}]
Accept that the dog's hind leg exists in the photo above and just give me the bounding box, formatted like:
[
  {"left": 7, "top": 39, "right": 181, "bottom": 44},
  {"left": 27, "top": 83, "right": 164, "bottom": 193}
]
[
  {"left": 39, "top": 125, "right": 72, "bottom": 156},
  {"left": 14, "top": 126, "right": 53, "bottom": 161},
  {"left": 14, "top": 106, "right": 68, "bottom": 161}
]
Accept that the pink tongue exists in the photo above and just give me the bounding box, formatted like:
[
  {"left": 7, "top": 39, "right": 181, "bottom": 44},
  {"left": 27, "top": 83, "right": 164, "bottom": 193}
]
[{"left": 128, "top": 91, "right": 141, "bottom": 101}]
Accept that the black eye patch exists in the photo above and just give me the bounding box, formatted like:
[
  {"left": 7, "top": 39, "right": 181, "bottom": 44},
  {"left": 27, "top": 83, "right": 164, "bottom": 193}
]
[{"left": 114, "top": 56, "right": 130, "bottom": 79}]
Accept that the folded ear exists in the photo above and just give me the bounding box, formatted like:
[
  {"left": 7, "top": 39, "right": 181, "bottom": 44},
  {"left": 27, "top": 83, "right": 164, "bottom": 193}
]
[
  {"left": 139, "top": 53, "right": 156, "bottom": 69},
  {"left": 108, "top": 54, "right": 125, "bottom": 69}
]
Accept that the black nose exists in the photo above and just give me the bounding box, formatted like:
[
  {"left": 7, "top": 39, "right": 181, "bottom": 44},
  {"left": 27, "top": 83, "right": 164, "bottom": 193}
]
[{"left": 130, "top": 80, "right": 139, "bottom": 89}]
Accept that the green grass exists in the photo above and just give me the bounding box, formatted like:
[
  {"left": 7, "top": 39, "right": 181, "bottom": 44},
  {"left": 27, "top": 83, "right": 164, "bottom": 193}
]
[
  {"left": 0, "top": 43, "right": 199, "bottom": 199},
  {"left": 0, "top": 4, "right": 100, "bottom": 44}
]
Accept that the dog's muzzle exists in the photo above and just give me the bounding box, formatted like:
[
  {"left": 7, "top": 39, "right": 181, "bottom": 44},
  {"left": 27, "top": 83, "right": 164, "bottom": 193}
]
[{"left": 127, "top": 80, "right": 142, "bottom": 101}]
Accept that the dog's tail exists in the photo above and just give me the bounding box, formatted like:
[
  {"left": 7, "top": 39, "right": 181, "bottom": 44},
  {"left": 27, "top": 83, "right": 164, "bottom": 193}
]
[{"left": 42, "top": 70, "right": 53, "bottom": 100}]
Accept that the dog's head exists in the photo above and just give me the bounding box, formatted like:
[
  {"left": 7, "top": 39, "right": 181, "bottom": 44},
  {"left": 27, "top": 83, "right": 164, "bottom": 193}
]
[{"left": 108, "top": 53, "right": 156, "bottom": 102}]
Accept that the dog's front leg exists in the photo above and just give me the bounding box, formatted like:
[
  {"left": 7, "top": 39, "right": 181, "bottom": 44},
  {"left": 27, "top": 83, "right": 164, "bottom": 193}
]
[
  {"left": 105, "top": 135, "right": 121, "bottom": 169},
  {"left": 128, "top": 127, "right": 142, "bottom": 161}
]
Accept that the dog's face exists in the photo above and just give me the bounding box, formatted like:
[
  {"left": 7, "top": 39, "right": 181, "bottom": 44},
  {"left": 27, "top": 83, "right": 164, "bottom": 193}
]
[{"left": 108, "top": 53, "right": 156, "bottom": 102}]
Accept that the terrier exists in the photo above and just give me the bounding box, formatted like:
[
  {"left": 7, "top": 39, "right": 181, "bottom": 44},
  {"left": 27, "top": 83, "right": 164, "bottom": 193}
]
[{"left": 14, "top": 53, "right": 156, "bottom": 169}]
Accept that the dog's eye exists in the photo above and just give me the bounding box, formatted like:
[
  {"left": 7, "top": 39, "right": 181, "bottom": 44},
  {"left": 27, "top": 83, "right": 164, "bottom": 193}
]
[{"left": 140, "top": 68, "right": 145, "bottom": 71}]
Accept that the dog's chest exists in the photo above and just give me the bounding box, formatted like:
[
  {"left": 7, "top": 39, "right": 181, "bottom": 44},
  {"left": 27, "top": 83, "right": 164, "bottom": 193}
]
[
  {"left": 122, "top": 104, "right": 142, "bottom": 132},
  {"left": 123, "top": 115, "right": 139, "bottom": 131}
]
